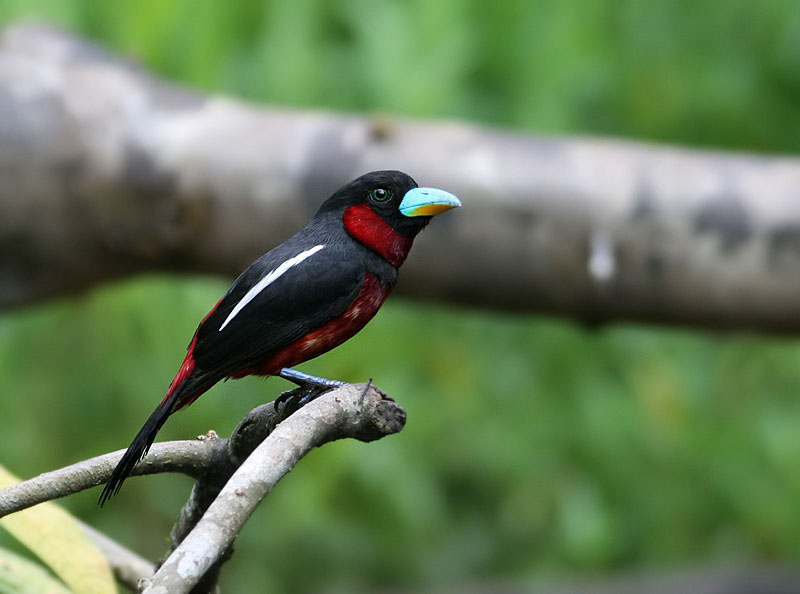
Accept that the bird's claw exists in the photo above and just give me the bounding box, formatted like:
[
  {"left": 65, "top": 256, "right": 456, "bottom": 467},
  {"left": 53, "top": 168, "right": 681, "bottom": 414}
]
[
  {"left": 275, "top": 367, "right": 345, "bottom": 413},
  {"left": 275, "top": 383, "right": 336, "bottom": 414}
]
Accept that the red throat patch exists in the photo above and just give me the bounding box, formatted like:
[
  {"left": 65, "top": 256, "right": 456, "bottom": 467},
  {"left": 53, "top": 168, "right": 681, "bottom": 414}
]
[{"left": 342, "top": 204, "right": 413, "bottom": 268}]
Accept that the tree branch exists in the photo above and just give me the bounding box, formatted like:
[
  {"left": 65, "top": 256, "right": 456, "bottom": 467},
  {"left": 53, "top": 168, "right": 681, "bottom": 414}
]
[
  {"left": 0, "top": 386, "right": 309, "bottom": 518},
  {"left": 0, "top": 440, "right": 219, "bottom": 518},
  {"left": 79, "top": 520, "right": 154, "bottom": 591},
  {"left": 1, "top": 22, "right": 800, "bottom": 331},
  {"left": 140, "top": 383, "right": 405, "bottom": 594},
  {"left": 0, "top": 383, "right": 404, "bottom": 591}
]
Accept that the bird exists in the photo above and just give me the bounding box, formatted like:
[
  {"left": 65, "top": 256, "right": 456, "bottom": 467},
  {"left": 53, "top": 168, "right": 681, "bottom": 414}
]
[{"left": 99, "top": 170, "right": 460, "bottom": 504}]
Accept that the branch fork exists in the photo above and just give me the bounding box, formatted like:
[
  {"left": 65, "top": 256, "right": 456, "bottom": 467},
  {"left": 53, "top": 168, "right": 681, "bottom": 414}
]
[{"left": 0, "top": 383, "right": 405, "bottom": 593}]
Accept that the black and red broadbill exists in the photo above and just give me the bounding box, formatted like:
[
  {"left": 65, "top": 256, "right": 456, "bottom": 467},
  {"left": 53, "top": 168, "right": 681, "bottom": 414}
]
[{"left": 98, "top": 170, "right": 460, "bottom": 504}]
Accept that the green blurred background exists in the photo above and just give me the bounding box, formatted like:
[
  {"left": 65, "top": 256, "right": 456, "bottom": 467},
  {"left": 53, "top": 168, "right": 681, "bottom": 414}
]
[{"left": 2, "top": 1, "right": 800, "bottom": 592}]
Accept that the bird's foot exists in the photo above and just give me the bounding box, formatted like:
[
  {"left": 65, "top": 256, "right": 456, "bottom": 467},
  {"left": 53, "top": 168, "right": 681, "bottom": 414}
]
[{"left": 275, "top": 368, "right": 345, "bottom": 413}]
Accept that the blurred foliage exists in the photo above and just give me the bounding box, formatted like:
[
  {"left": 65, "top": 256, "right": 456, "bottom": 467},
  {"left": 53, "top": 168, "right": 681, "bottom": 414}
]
[
  {"left": 1, "top": 1, "right": 800, "bottom": 593},
  {"left": 0, "top": 465, "right": 116, "bottom": 594}
]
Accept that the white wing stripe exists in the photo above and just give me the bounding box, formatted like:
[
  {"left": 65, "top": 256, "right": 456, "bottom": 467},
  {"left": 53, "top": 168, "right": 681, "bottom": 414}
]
[{"left": 218, "top": 244, "right": 325, "bottom": 331}]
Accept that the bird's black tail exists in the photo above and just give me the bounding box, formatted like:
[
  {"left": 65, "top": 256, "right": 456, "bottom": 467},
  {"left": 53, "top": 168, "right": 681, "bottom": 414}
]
[
  {"left": 97, "top": 389, "right": 182, "bottom": 506},
  {"left": 99, "top": 365, "right": 222, "bottom": 506}
]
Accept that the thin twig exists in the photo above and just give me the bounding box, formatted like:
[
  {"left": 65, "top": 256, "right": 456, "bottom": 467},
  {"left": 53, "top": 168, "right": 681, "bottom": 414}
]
[
  {"left": 0, "top": 440, "right": 221, "bottom": 518},
  {"left": 358, "top": 378, "right": 373, "bottom": 406}
]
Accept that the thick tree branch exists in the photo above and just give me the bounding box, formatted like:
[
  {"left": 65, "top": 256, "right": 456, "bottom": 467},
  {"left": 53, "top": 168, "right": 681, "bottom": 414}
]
[
  {"left": 1, "top": 23, "right": 799, "bottom": 331},
  {"left": 141, "top": 383, "right": 405, "bottom": 594}
]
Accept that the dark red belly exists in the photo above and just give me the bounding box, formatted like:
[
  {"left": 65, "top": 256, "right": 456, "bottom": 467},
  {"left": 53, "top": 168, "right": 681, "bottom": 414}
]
[{"left": 233, "top": 272, "right": 393, "bottom": 377}]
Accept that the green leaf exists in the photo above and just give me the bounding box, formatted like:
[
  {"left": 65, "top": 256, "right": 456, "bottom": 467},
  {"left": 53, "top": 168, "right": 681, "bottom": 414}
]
[
  {"left": 0, "top": 466, "right": 116, "bottom": 594},
  {"left": 0, "top": 547, "right": 72, "bottom": 594}
]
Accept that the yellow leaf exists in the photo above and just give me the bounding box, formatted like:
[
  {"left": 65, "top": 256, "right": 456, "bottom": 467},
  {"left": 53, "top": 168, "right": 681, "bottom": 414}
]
[
  {"left": 0, "top": 547, "right": 72, "bottom": 594},
  {"left": 0, "top": 465, "right": 117, "bottom": 594}
]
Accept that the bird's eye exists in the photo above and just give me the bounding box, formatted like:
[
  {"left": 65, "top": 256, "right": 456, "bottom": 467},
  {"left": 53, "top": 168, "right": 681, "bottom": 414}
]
[{"left": 370, "top": 188, "right": 392, "bottom": 202}]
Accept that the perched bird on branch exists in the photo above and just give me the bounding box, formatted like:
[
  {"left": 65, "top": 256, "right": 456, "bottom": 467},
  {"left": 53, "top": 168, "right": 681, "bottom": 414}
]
[{"left": 99, "top": 170, "right": 460, "bottom": 504}]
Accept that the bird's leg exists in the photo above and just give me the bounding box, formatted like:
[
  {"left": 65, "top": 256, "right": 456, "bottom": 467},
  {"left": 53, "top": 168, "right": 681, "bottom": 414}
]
[
  {"left": 275, "top": 368, "right": 345, "bottom": 411},
  {"left": 278, "top": 368, "right": 345, "bottom": 389}
]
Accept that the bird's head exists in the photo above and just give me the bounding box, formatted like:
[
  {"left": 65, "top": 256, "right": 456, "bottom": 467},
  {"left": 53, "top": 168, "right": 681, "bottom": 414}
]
[{"left": 317, "top": 170, "right": 461, "bottom": 267}]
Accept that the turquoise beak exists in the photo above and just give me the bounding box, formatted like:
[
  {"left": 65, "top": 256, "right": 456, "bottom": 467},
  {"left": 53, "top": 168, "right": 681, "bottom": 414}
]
[{"left": 399, "top": 187, "right": 462, "bottom": 217}]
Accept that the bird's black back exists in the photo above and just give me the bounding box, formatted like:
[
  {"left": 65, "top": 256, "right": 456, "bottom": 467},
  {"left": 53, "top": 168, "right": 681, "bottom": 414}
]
[{"left": 192, "top": 212, "right": 395, "bottom": 376}]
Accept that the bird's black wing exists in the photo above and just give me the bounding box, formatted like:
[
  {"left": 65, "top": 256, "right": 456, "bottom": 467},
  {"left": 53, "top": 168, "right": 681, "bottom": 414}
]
[{"left": 191, "top": 237, "right": 365, "bottom": 375}]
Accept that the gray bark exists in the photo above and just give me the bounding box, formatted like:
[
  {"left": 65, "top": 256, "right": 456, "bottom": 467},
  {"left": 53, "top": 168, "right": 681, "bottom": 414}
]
[
  {"left": 0, "top": 382, "right": 405, "bottom": 592},
  {"left": 79, "top": 521, "right": 155, "bottom": 592},
  {"left": 2, "top": 22, "right": 800, "bottom": 331},
  {"left": 141, "top": 383, "right": 405, "bottom": 594},
  {"left": 0, "top": 439, "right": 220, "bottom": 518}
]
